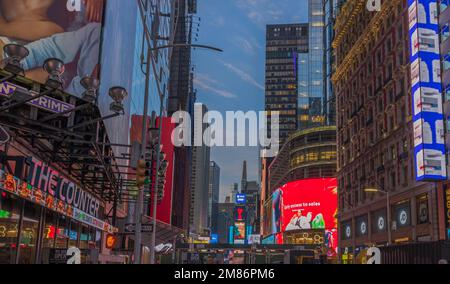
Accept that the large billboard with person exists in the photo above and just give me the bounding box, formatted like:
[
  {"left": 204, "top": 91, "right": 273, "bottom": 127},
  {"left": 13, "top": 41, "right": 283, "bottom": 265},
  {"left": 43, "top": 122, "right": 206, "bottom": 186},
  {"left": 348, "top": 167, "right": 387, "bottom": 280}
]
[
  {"left": 0, "top": 0, "right": 136, "bottom": 156},
  {"left": 271, "top": 178, "right": 338, "bottom": 254},
  {"left": 280, "top": 178, "right": 337, "bottom": 232},
  {"left": 0, "top": 0, "right": 105, "bottom": 96}
]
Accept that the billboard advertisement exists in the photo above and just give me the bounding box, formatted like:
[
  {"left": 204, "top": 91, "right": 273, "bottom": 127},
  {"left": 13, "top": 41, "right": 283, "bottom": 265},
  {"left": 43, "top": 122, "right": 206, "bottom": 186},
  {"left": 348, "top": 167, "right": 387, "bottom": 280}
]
[
  {"left": 130, "top": 116, "right": 175, "bottom": 224},
  {"left": 234, "top": 222, "right": 246, "bottom": 244},
  {"left": 408, "top": 0, "right": 447, "bottom": 181},
  {"left": 234, "top": 206, "right": 246, "bottom": 222},
  {"left": 271, "top": 178, "right": 338, "bottom": 253},
  {"left": 0, "top": 0, "right": 104, "bottom": 95},
  {"left": 279, "top": 178, "right": 337, "bottom": 232},
  {"left": 236, "top": 194, "right": 246, "bottom": 205},
  {"left": 0, "top": 0, "right": 136, "bottom": 156}
]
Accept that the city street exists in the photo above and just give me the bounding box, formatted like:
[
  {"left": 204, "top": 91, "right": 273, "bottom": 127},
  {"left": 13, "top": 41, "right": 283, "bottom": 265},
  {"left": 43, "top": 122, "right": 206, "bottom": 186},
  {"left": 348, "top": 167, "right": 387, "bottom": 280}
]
[{"left": 0, "top": 0, "right": 450, "bottom": 268}]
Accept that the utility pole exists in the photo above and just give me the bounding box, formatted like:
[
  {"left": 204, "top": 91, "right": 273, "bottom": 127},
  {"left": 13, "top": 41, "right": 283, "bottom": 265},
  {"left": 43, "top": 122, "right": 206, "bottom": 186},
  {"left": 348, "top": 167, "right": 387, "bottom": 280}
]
[{"left": 133, "top": 43, "right": 152, "bottom": 264}]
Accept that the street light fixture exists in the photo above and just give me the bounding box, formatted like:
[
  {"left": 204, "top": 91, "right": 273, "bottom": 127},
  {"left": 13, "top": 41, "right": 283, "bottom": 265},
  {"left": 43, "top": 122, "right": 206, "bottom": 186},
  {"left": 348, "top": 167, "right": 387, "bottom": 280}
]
[
  {"left": 43, "top": 58, "right": 65, "bottom": 89},
  {"left": 81, "top": 76, "right": 100, "bottom": 103},
  {"left": 2, "top": 44, "right": 29, "bottom": 75},
  {"left": 109, "top": 86, "right": 128, "bottom": 114},
  {"left": 363, "top": 186, "right": 392, "bottom": 245}
]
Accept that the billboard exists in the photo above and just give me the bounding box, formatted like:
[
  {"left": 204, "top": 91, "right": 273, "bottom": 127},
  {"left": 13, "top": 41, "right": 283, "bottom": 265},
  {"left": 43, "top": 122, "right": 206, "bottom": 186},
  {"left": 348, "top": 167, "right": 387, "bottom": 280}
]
[
  {"left": 235, "top": 206, "right": 246, "bottom": 222},
  {"left": 272, "top": 178, "right": 338, "bottom": 253},
  {"left": 0, "top": 0, "right": 104, "bottom": 95},
  {"left": 0, "top": 0, "right": 135, "bottom": 156},
  {"left": 278, "top": 178, "right": 337, "bottom": 232},
  {"left": 234, "top": 222, "right": 246, "bottom": 244},
  {"left": 236, "top": 194, "right": 246, "bottom": 205},
  {"left": 408, "top": 0, "right": 447, "bottom": 181}
]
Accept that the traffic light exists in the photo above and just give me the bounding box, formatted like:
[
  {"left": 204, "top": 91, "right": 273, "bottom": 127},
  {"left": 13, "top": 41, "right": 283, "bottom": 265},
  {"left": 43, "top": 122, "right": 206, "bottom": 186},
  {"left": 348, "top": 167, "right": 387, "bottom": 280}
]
[
  {"left": 136, "top": 159, "right": 146, "bottom": 187},
  {"left": 156, "top": 157, "right": 169, "bottom": 204}
]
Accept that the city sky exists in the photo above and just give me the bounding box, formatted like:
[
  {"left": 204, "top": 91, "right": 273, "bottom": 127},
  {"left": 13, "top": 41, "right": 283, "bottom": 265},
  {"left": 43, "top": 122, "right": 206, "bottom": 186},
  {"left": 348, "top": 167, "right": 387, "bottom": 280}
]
[{"left": 193, "top": 0, "right": 309, "bottom": 201}]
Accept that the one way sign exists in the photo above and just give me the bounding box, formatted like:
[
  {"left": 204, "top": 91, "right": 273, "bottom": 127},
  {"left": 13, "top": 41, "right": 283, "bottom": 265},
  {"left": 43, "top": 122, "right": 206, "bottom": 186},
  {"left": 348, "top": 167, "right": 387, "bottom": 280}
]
[{"left": 124, "top": 223, "right": 154, "bottom": 234}]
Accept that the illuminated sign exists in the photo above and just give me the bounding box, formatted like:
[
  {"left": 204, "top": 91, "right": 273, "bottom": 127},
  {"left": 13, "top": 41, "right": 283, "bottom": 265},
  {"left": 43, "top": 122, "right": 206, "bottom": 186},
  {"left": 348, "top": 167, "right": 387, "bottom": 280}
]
[
  {"left": 105, "top": 234, "right": 117, "bottom": 249},
  {"left": 0, "top": 170, "right": 116, "bottom": 233},
  {"left": 0, "top": 209, "right": 10, "bottom": 219},
  {"left": 235, "top": 207, "right": 246, "bottom": 221},
  {"left": 408, "top": 0, "right": 447, "bottom": 181},
  {"left": 234, "top": 222, "right": 246, "bottom": 240},
  {"left": 236, "top": 194, "right": 246, "bottom": 204},
  {"left": 276, "top": 178, "right": 338, "bottom": 232},
  {"left": 210, "top": 234, "right": 218, "bottom": 244},
  {"left": 271, "top": 178, "right": 338, "bottom": 255}
]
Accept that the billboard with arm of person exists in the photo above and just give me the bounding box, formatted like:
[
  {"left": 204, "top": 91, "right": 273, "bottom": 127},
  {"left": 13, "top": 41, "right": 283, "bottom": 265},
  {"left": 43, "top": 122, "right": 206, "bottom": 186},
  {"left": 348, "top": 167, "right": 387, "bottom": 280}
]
[
  {"left": 0, "top": 0, "right": 136, "bottom": 156},
  {"left": 0, "top": 0, "right": 105, "bottom": 96}
]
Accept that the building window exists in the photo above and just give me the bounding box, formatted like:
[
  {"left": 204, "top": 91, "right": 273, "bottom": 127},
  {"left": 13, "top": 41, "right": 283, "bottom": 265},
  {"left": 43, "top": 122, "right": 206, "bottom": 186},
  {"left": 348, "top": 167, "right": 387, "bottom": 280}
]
[
  {"left": 18, "top": 201, "right": 41, "bottom": 264},
  {"left": 0, "top": 192, "right": 21, "bottom": 264}
]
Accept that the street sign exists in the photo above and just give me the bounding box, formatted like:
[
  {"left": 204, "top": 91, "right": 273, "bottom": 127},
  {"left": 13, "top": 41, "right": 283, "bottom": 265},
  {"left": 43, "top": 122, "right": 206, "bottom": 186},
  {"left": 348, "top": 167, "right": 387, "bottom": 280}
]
[
  {"left": 124, "top": 223, "right": 154, "bottom": 234},
  {"left": 0, "top": 126, "right": 10, "bottom": 145}
]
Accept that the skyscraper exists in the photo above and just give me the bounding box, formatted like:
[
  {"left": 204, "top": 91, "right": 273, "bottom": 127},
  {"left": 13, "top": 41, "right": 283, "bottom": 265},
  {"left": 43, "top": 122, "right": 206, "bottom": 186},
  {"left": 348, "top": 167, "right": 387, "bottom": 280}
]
[
  {"left": 266, "top": 23, "right": 309, "bottom": 144},
  {"left": 189, "top": 103, "right": 211, "bottom": 236},
  {"left": 169, "top": 0, "right": 197, "bottom": 230},
  {"left": 209, "top": 161, "right": 221, "bottom": 234}
]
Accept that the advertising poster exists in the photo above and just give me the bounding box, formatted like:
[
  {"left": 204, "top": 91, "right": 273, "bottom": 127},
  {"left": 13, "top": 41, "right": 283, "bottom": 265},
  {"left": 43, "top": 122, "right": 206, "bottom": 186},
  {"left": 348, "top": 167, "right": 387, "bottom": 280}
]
[
  {"left": 234, "top": 222, "right": 246, "bottom": 243},
  {"left": 408, "top": 0, "right": 447, "bottom": 180},
  {"left": 0, "top": 0, "right": 104, "bottom": 96},
  {"left": 272, "top": 178, "right": 338, "bottom": 253},
  {"left": 280, "top": 178, "right": 337, "bottom": 232}
]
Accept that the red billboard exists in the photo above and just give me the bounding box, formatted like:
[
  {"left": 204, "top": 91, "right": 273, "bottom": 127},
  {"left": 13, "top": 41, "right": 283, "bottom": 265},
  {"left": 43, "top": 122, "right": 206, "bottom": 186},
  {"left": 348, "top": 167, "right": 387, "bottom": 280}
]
[
  {"left": 130, "top": 116, "right": 175, "bottom": 224},
  {"left": 280, "top": 178, "right": 337, "bottom": 232},
  {"left": 272, "top": 178, "right": 338, "bottom": 253}
]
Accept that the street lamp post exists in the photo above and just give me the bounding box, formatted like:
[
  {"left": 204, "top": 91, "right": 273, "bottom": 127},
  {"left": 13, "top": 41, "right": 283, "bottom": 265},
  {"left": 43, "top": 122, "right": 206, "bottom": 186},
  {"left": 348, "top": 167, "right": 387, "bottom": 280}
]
[{"left": 364, "top": 187, "right": 392, "bottom": 246}]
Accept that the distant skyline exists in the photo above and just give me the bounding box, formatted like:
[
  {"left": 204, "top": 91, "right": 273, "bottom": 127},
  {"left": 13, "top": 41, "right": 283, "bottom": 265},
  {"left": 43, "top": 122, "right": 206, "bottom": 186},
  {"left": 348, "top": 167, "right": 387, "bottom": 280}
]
[{"left": 193, "top": 0, "right": 309, "bottom": 202}]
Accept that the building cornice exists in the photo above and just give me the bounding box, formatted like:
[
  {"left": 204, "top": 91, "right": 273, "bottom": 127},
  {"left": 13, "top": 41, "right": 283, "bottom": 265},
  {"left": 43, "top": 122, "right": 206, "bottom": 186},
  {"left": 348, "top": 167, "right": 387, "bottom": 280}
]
[{"left": 332, "top": 0, "right": 401, "bottom": 84}]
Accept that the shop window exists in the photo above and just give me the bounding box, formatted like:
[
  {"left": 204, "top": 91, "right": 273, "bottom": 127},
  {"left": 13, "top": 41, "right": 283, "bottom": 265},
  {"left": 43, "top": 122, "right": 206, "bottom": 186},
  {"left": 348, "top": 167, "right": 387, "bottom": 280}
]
[
  {"left": 18, "top": 201, "right": 41, "bottom": 264},
  {"left": 417, "top": 194, "right": 429, "bottom": 225},
  {"left": 0, "top": 191, "right": 20, "bottom": 264},
  {"left": 56, "top": 215, "right": 69, "bottom": 249},
  {"left": 80, "top": 225, "right": 90, "bottom": 250},
  {"left": 42, "top": 210, "right": 57, "bottom": 249},
  {"left": 68, "top": 221, "right": 79, "bottom": 248}
]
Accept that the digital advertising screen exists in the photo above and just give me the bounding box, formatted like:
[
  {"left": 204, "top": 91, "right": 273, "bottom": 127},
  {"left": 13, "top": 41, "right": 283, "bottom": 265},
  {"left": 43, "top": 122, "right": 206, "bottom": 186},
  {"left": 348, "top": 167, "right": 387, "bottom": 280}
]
[
  {"left": 234, "top": 222, "right": 246, "bottom": 241},
  {"left": 280, "top": 178, "right": 337, "bottom": 232},
  {"left": 408, "top": 0, "right": 447, "bottom": 181},
  {"left": 272, "top": 178, "right": 338, "bottom": 253}
]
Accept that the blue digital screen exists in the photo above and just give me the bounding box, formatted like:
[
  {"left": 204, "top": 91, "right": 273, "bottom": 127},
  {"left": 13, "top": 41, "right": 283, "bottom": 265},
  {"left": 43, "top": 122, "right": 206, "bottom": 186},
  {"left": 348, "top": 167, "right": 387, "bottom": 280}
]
[
  {"left": 210, "top": 234, "right": 218, "bottom": 244},
  {"left": 236, "top": 194, "right": 246, "bottom": 204},
  {"left": 409, "top": 0, "right": 447, "bottom": 181}
]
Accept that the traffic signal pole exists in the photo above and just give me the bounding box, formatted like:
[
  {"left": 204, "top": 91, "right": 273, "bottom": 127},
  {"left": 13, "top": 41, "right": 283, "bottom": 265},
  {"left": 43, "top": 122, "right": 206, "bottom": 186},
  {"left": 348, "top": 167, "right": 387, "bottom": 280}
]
[
  {"left": 133, "top": 43, "right": 152, "bottom": 264},
  {"left": 150, "top": 90, "right": 165, "bottom": 265}
]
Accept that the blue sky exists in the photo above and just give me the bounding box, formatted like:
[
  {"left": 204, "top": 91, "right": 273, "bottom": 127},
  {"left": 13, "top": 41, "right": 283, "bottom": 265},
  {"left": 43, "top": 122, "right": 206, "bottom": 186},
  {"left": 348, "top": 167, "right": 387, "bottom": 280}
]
[{"left": 192, "top": 0, "right": 309, "bottom": 201}]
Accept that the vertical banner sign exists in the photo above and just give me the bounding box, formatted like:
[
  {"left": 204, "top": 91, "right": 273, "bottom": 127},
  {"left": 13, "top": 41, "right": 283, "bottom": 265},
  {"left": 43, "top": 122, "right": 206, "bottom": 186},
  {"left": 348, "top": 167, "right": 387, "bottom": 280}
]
[{"left": 409, "top": 0, "right": 447, "bottom": 181}]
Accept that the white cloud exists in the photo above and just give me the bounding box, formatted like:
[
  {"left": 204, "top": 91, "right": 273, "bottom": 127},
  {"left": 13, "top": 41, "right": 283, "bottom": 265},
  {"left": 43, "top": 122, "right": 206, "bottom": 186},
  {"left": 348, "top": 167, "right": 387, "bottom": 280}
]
[
  {"left": 194, "top": 74, "right": 237, "bottom": 99},
  {"left": 219, "top": 60, "right": 264, "bottom": 91},
  {"left": 234, "top": 0, "right": 303, "bottom": 28},
  {"left": 233, "top": 36, "right": 262, "bottom": 55}
]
